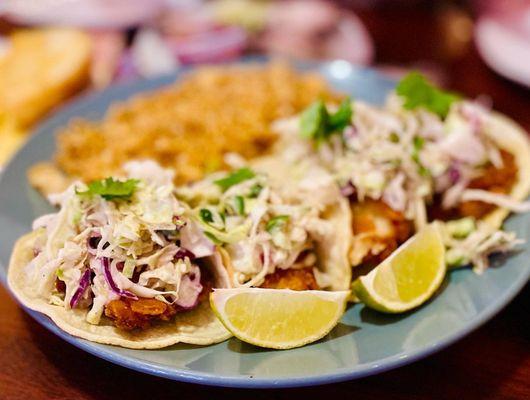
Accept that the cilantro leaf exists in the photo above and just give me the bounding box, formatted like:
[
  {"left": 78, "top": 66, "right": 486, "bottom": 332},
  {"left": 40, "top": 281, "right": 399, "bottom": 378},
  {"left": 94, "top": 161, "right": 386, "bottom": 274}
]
[
  {"left": 265, "top": 215, "right": 289, "bottom": 233},
  {"left": 199, "top": 208, "right": 214, "bottom": 223},
  {"left": 234, "top": 196, "right": 245, "bottom": 215},
  {"left": 214, "top": 168, "right": 256, "bottom": 191},
  {"left": 413, "top": 136, "right": 425, "bottom": 152},
  {"left": 300, "top": 100, "right": 327, "bottom": 140},
  {"left": 396, "top": 72, "right": 460, "bottom": 118},
  {"left": 389, "top": 132, "right": 400, "bottom": 143},
  {"left": 77, "top": 177, "right": 139, "bottom": 200},
  {"left": 248, "top": 183, "right": 263, "bottom": 198},
  {"left": 299, "top": 98, "right": 353, "bottom": 144},
  {"left": 328, "top": 98, "right": 353, "bottom": 132}
]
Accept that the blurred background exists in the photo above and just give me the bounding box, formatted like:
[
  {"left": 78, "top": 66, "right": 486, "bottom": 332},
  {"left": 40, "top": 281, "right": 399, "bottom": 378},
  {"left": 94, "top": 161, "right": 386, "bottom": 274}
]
[{"left": 0, "top": 0, "right": 529, "bottom": 167}]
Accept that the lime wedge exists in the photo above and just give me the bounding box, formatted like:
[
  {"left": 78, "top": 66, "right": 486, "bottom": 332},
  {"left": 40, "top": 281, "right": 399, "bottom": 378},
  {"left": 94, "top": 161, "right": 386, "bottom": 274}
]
[
  {"left": 352, "top": 224, "right": 446, "bottom": 313},
  {"left": 210, "top": 288, "right": 349, "bottom": 349}
]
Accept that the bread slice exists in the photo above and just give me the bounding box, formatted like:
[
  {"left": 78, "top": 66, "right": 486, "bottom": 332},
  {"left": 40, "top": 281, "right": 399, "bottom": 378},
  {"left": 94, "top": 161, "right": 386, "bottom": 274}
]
[{"left": 0, "top": 28, "right": 91, "bottom": 128}]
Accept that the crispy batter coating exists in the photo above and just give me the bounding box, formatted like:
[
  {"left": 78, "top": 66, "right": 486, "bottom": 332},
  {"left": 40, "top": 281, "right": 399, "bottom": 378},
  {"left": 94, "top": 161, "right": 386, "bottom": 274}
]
[
  {"left": 429, "top": 151, "right": 518, "bottom": 221},
  {"left": 260, "top": 267, "right": 319, "bottom": 291},
  {"left": 104, "top": 264, "right": 213, "bottom": 331},
  {"left": 349, "top": 199, "right": 412, "bottom": 267},
  {"left": 104, "top": 298, "right": 178, "bottom": 331},
  {"left": 458, "top": 151, "right": 517, "bottom": 219}
]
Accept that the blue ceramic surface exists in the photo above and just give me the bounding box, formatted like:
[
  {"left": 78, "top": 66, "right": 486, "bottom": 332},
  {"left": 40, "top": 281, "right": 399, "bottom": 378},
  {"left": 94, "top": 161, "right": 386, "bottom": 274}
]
[{"left": 0, "top": 60, "right": 528, "bottom": 388}]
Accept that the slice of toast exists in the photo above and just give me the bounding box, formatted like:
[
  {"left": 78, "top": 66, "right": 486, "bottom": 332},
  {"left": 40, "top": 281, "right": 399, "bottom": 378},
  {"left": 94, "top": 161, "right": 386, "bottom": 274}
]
[{"left": 0, "top": 28, "right": 91, "bottom": 128}]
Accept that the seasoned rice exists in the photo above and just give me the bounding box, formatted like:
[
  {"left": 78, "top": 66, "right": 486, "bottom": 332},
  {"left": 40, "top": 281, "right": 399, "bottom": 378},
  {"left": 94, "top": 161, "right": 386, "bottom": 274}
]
[{"left": 54, "top": 62, "right": 337, "bottom": 184}]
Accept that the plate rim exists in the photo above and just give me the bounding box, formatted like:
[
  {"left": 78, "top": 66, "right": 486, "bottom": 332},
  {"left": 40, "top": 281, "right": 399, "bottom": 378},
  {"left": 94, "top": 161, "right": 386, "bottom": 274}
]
[{"left": 0, "top": 60, "right": 528, "bottom": 388}]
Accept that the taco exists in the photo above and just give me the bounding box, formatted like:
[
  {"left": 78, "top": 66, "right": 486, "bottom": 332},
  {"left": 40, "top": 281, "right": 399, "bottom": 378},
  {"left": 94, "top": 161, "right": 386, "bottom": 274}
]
[
  {"left": 271, "top": 72, "right": 530, "bottom": 273},
  {"left": 8, "top": 161, "right": 231, "bottom": 349},
  {"left": 176, "top": 162, "right": 352, "bottom": 291}
]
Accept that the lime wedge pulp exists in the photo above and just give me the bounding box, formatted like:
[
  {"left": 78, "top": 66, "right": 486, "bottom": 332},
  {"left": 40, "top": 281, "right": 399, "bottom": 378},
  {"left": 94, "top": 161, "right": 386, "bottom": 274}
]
[
  {"left": 210, "top": 288, "right": 350, "bottom": 349},
  {"left": 352, "top": 224, "right": 446, "bottom": 313}
]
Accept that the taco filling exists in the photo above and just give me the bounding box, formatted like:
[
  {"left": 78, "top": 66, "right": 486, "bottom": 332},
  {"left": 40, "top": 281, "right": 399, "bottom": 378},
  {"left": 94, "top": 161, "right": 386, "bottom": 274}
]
[
  {"left": 21, "top": 161, "right": 223, "bottom": 332},
  {"left": 273, "top": 73, "right": 529, "bottom": 273},
  {"left": 177, "top": 165, "right": 351, "bottom": 291}
]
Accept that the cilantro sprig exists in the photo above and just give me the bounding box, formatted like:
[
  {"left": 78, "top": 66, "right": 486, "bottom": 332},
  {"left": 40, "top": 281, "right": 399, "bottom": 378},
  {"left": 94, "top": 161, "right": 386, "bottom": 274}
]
[
  {"left": 234, "top": 196, "right": 245, "bottom": 215},
  {"left": 77, "top": 177, "right": 139, "bottom": 200},
  {"left": 248, "top": 183, "right": 262, "bottom": 198},
  {"left": 396, "top": 72, "right": 460, "bottom": 118},
  {"left": 199, "top": 208, "right": 214, "bottom": 223},
  {"left": 214, "top": 168, "right": 256, "bottom": 191},
  {"left": 266, "top": 215, "right": 289, "bottom": 233},
  {"left": 300, "top": 98, "right": 353, "bottom": 144},
  {"left": 411, "top": 136, "right": 429, "bottom": 177}
]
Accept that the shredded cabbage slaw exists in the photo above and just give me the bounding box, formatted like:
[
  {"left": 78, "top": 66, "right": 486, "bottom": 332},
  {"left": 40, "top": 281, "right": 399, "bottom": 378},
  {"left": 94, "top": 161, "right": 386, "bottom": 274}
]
[
  {"left": 27, "top": 161, "right": 214, "bottom": 325},
  {"left": 177, "top": 165, "right": 338, "bottom": 288},
  {"left": 272, "top": 90, "right": 529, "bottom": 272}
]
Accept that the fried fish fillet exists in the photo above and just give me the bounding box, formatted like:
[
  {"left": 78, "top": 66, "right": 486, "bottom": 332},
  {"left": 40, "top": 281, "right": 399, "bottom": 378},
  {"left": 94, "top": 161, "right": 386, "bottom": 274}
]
[
  {"left": 105, "top": 298, "right": 178, "bottom": 331},
  {"left": 0, "top": 28, "right": 91, "bottom": 128},
  {"left": 260, "top": 267, "right": 319, "bottom": 291},
  {"left": 349, "top": 200, "right": 412, "bottom": 267}
]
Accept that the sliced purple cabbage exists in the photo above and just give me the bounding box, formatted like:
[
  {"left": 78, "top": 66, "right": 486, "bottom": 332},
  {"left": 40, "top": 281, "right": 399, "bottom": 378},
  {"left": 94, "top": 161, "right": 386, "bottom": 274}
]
[
  {"left": 340, "top": 181, "right": 356, "bottom": 197},
  {"left": 101, "top": 258, "right": 138, "bottom": 300},
  {"left": 449, "top": 165, "right": 461, "bottom": 184},
  {"left": 174, "top": 248, "right": 195, "bottom": 261},
  {"left": 69, "top": 269, "right": 91, "bottom": 308}
]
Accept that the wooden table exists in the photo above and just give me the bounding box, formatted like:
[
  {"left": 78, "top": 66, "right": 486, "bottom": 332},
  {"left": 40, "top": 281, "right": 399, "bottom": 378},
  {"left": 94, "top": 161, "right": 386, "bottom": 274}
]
[
  {"left": 1, "top": 283, "right": 528, "bottom": 399},
  {"left": 1, "top": 3, "right": 529, "bottom": 399}
]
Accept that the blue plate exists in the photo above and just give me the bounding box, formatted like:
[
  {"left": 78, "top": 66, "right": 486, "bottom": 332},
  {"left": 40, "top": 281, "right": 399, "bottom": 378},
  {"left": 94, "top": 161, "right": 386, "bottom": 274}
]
[{"left": 0, "top": 60, "right": 528, "bottom": 388}]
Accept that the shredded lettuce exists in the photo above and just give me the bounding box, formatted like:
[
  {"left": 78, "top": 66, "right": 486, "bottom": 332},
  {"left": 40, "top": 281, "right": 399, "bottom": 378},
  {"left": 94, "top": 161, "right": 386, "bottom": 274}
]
[
  {"left": 122, "top": 259, "right": 136, "bottom": 279},
  {"left": 446, "top": 247, "right": 468, "bottom": 268},
  {"left": 198, "top": 217, "right": 252, "bottom": 244},
  {"left": 445, "top": 217, "right": 476, "bottom": 239}
]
